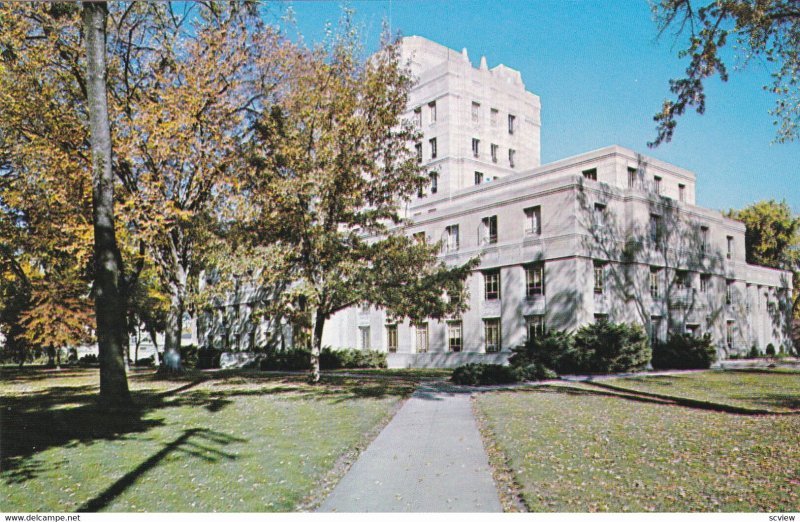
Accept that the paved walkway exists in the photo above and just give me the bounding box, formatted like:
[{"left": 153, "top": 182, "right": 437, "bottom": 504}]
[{"left": 318, "top": 383, "right": 502, "bottom": 512}]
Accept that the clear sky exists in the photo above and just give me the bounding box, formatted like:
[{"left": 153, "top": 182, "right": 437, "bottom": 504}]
[{"left": 271, "top": 0, "right": 799, "bottom": 214}]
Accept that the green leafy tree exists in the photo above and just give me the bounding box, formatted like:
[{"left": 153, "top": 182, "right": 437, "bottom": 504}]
[
  {"left": 242, "top": 22, "right": 478, "bottom": 382},
  {"left": 651, "top": 0, "right": 800, "bottom": 145},
  {"left": 726, "top": 200, "right": 800, "bottom": 338},
  {"left": 726, "top": 200, "right": 800, "bottom": 269}
]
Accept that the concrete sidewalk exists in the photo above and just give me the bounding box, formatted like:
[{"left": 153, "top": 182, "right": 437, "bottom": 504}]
[{"left": 317, "top": 383, "right": 502, "bottom": 512}]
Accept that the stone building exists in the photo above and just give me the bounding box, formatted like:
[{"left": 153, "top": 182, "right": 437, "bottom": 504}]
[{"left": 320, "top": 36, "right": 794, "bottom": 367}]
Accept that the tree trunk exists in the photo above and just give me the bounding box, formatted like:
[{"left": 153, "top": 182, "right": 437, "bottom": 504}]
[
  {"left": 47, "top": 345, "right": 55, "bottom": 367},
  {"left": 134, "top": 323, "right": 141, "bottom": 365},
  {"left": 148, "top": 327, "right": 160, "bottom": 366},
  {"left": 55, "top": 346, "right": 61, "bottom": 370},
  {"left": 162, "top": 265, "right": 187, "bottom": 373},
  {"left": 83, "top": 1, "right": 131, "bottom": 408},
  {"left": 308, "top": 309, "right": 326, "bottom": 384}
]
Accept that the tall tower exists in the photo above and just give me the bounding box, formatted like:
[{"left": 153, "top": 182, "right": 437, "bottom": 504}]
[{"left": 399, "top": 36, "right": 541, "bottom": 203}]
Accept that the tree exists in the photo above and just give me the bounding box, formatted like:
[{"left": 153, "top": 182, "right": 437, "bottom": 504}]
[
  {"left": 111, "top": 2, "right": 289, "bottom": 372},
  {"left": 650, "top": 0, "right": 800, "bottom": 146},
  {"left": 726, "top": 199, "right": 800, "bottom": 318},
  {"left": 243, "top": 23, "right": 478, "bottom": 382},
  {"left": 1, "top": 2, "right": 291, "bottom": 375},
  {"left": 83, "top": 0, "right": 131, "bottom": 407}
]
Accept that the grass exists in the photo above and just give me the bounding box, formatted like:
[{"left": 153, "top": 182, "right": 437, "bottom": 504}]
[
  {"left": 601, "top": 369, "right": 800, "bottom": 412},
  {"left": 474, "top": 370, "right": 800, "bottom": 512},
  {"left": 1, "top": 367, "right": 414, "bottom": 512}
]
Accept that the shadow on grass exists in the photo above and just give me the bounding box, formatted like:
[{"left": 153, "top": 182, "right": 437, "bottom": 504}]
[
  {"left": 0, "top": 368, "right": 415, "bottom": 484},
  {"left": 498, "top": 383, "right": 800, "bottom": 416},
  {"left": 77, "top": 428, "right": 245, "bottom": 512}
]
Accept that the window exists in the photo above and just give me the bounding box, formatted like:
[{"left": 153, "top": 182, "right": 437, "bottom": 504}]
[
  {"left": 650, "top": 267, "right": 661, "bottom": 298},
  {"left": 428, "top": 100, "right": 437, "bottom": 123},
  {"left": 582, "top": 168, "right": 597, "bottom": 181},
  {"left": 415, "top": 143, "right": 422, "bottom": 163},
  {"left": 413, "top": 231, "right": 426, "bottom": 243},
  {"left": 526, "top": 315, "right": 545, "bottom": 340},
  {"left": 484, "top": 270, "right": 500, "bottom": 300},
  {"left": 700, "top": 274, "right": 711, "bottom": 294},
  {"left": 594, "top": 313, "right": 609, "bottom": 323},
  {"left": 679, "top": 183, "right": 686, "bottom": 202},
  {"left": 484, "top": 318, "right": 501, "bottom": 352},
  {"left": 700, "top": 226, "right": 709, "bottom": 252},
  {"left": 491, "top": 143, "right": 498, "bottom": 163},
  {"left": 649, "top": 214, "right": 662, "bottom": 243},
  {"left": 413, "top": 107, "right": 422, "bottom": 127},
  {"left": 675, "top": 270, "right": 689, "bottom": 290},
  {"left": 471, "top": 101, "right": 480, "bottom": 123},
  {"left": 594, "top": 203, "right": 606, "bottom": 227},
  {"left": 593, "top": 261, "right": 606, "bottom": 294},
  {"left": 429, "top": 172, "right": 438, "bottom": 194},
  {"left": 359, "top": 302, "right": 370, "bottom": 313},
  {"left": 429, "top": 138, "right": 437, "bottom": 159},
  {"left": 726, "top": 280, "right": 734, "bottom": 305},
  {"left": 386, "top": 324, "right": 398, "bottom": 353},
  {"left": 415, "top": 323, "right": 428, "bottom": 353},
  {"left": 490, "top": 108, "right": 498, "bottom": 126},
  {"left": 445, "top": 224, "right": 459, "bottom": 252},
  {"left": 686, "top": 324, "right": 700, "bottom": 337},
  {"left": 524, "top": 206, "right": 541, "bottom": 235},
  {"left": 526, "top": 263, "right": 544, "bottom": 297},
  {"left": 726, "top": 236, "right": 734, "bottom": 259},
  {"left": 447, "top": 321, "right": 462, "bottom": 352},
  {"left": 508, "top": 148, "right": 516, "bottom": 168},
  {"left": 481, "top": 215, "right": 498, "bottom": 245},
  {"left": 359, "top": 326, "right": 370, "bottom": 350},
  {"left": 653, "top": 176, "right": 662, "bottom": 194},
  {"left": 474, "top": 171, "right": 483, "bottom": 185},
  {"left": 627, "top": 167, "right": 638, "bottom": 188},
  {"left": 508, "top": 114, "right": 516, "bottom": 134},
  {"left": 472, "top": 138, "right": 480, "bottom": 158},
  {"left": 650, "top": 316, "right": 662, "bottom": 345},
  {"left": 726, "top": 320, "right": 735, "bottom": 348}
]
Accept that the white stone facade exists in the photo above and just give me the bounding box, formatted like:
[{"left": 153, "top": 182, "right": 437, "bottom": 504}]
[{"left": 321, "top": 36, "right": 794, "bottom": 367}]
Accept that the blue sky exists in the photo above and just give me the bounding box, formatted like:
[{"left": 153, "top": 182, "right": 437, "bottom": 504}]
[{"left": 271, "top": 0, "right": 798, "bottom": 214}]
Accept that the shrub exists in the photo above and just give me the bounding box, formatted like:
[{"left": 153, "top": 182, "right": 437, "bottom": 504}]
[
  {"left": 516, "top": 362, "right": 558, "bottom": 381},
  {"left": 651, "top": 333, "right": 717, "bottom": 370},
  {"left": 320, "top": 348, "right": 387, "bottom": 369},
  {"left": 747, "top": 345, "right": 761, "bottom": 359},
  {"left": 451, "top": 363, "right": 520, "bottom": 386},
  {"left": 197, "top": 347, "right": 222, "bottom": 369},
  {"left": 509, "top": 330, "right": 574, "bottom": 376},
  {"left": 78, "top": 354, "right": 98, "bottom": 366},
  {"left": 180, "top": 344, "right": 199, "bottom": 368},
  {"left": 134, "top": 356, "right": 155, "bottom": 367},
  {"left": 571, "top": 321, "right": 651, "bottom": 374},
  {"left": 260, "top": 348, "right": 312, "bottom": 371},
  {"left": 766, "top": 343, "right": 776, "bottom": 357}
]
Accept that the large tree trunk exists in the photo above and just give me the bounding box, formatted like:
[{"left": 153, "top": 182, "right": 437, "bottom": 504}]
[
  {"left": 309, "top": 309, "right": 326, "bottom": 384},
  {"left": 83, "top": 1, "right": 131, "bottom": 408}
]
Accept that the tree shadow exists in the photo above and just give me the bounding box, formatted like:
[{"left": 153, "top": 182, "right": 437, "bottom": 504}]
[
  {"left": 493, "top": 382, "right": 800, "bottom": 416},
  {"left": 575, "top": 171, "right": 729, "bottom": 354},
  {"left": 0, "top": 368, "right": 415, "bottom": 484},
  {"left": 77, "top": 427, "right": 245, "bottom": 512}
]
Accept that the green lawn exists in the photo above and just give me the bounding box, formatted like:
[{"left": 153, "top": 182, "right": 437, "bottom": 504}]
[
  {"left": 1, "top": 368, "right": 413, "bottom": 512},
  {"left": 474, "top": 371, "right": 800, "bottom": 512},
  {"left": 601, "top": 369, "right": 800, "bottom": 412}
]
